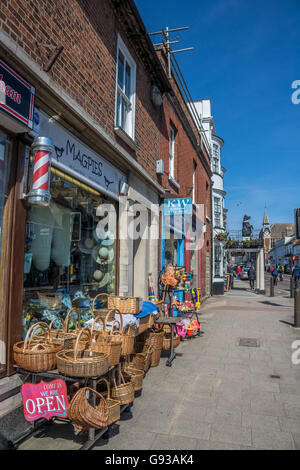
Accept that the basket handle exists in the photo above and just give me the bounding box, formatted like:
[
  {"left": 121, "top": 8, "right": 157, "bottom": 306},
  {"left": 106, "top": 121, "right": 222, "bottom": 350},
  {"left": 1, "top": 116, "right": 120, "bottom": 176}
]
[
  {"left": 124, "top": 323, "right": 137, "bottom": 335},
  {"left": 64, "top": 308, "right": 81, "bottom": 332},
  {"left": 113, "top": 370, "right": 126, "bottom": 388},
  {"left": 92, "top": 293, "right": 109, "bottom": 312},
  {"left": 49, "top": 317, "right": 64, "bottom": 331},
  {"left": 80, "top": 387, "right": 108, "bottom": 411},
  {"left": 90, "top": 315, "right": 106, "bottom": 338},
  {"left": 24, "top": 321, "right": 50, "bottom": 351},
  {"left": 108, "top": 320, "right": 121, "bottom": 335},
  {"left": 104, "top": 308, "right": 123, "bottom": 332},
  {"left": 73, "top": 328, "right": 91, "bottom": 360},
  {"left": 97, "top": 378, "right": 111, "bottom": 399}
]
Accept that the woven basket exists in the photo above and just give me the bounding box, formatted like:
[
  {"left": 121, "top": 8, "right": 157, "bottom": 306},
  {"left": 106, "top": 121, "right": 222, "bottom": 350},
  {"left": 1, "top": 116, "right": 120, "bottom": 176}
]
[
  {"left": 37, "top": 292, "right": 62, "bottom": 310},
  {"left": 111, "top": 371, "right": 135, "bottom": 405},
  {"left": 121, "top": 323, "right": 137, "bottom": 356},
  {"left": 97, "top": 379, "right": 120, "bottom": 425},
  {"left": 13, "top": 322, "right": 62, "bottom": 372},
  {"left": 107, "top": 295, "right": 142, "bottom": 314},
  {"left": 131, "top": 344, "right": 153, "bottom": 373},
  {"left": 146, "top": 328, "right": 164, "bottom": 367},
  {"left": 92, "top": 293, "right": 112, "bottom": 320},
  {"left": 48, "top": 317, "right": 77, "bottom": 350},
  {"left": 163, "top": 333, "right": 181, "bottom": 350},
  {"left": 90, "top": 315, "right": 122, "bottom": 366},
  {"left": 123, "top": 367, "right": 144, "bottom": 391},
  {"left": 56, "top": 328, "right": 109, "bottom": 378},
  {"left": 67, "top": 387, "right": 109, "bottom": 430},
  {"left": 137, "top": 313, "right": 154, "bottom": 335}
]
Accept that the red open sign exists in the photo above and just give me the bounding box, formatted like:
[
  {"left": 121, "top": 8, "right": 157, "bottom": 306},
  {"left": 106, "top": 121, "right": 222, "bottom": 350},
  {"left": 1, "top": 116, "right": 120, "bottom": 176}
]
[{"left": 21, "top": 379, "right": 69, "bottom": 422}]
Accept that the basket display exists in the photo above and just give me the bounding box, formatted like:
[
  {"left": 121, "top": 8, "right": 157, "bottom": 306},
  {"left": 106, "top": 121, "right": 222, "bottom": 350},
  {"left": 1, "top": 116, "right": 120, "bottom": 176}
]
[
  {"left": 107, "top": 295, "right": 142, "bottom": 314},
  {"left": 13, "top": 322, "right": 62, "bottom": 372},
  {"left": 111, "top": 371, "right": 135, "bottom": 405},
  {"left": 90, "top": 314, "right": 122, "bottom": 366},
  {"left": 97, "top": 379, "right": 120, "bottom": 425},
  {"left": 67, "top": 387, "right": 109, "bottom": 430},
  {"left": 123, "top": 367, "right": 144, "bottom": 392},
  {"left": 56, "top": 328, "right": 109, "bottom": 378},
  {"left": 37, "top": 292, "right": 62, "bottom": 310},
  {"left": 163, "top": 333, "right": 181, "bottom": 350}
]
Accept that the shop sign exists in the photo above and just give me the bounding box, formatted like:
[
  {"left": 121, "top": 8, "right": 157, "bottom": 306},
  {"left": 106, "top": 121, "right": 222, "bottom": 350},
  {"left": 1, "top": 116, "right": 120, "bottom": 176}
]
[
  {"left": 164, "top": 197, "right": 192, "bottom": 216},
  {"left": 0, "top": 58, "right": 35, "bottom": 129},
  {"left": 39, "top": 110, "right": 126, "bottom": 197},
  {"left": 21, "top": 379, "right": 68, "bottom": 422}
]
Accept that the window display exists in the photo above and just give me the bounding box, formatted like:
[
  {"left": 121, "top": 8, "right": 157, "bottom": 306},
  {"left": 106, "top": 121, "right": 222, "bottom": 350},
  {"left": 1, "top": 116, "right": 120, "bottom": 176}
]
[{"left": 22, "top": 169, "right": 117, "bottom": 337}]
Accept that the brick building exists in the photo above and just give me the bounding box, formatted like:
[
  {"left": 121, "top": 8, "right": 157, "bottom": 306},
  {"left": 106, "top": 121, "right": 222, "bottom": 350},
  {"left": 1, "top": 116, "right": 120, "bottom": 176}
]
[{"left": 0, "top": 0, "right": 212, "bottom": 440}]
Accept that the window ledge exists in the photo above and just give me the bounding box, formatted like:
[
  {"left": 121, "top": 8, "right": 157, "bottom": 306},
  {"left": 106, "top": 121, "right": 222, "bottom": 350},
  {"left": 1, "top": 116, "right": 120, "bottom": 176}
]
[
  {"left": 168, "top": 176, "right": 180, "bottom": 189},
  {"left": 114, "top": 126, "right": 139, "bottom": 151}
]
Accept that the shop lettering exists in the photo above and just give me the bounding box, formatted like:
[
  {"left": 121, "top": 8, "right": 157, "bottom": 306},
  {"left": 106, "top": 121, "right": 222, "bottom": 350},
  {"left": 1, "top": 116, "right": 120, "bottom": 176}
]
[
  {"left": 0, "top": 75, "right": 21, "bottom": 104},
  {"left": 66, "top": 139, "right": 103, "bottom": 177},
  {"left": 21, "top": 379, "right": 68, "bottom": 422}
]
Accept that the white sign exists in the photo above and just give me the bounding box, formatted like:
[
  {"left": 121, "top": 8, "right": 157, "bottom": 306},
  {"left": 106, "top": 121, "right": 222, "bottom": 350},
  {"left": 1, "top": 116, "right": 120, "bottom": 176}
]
[{"left": 39, "top": 110, "right": 126, "bottom": 198}]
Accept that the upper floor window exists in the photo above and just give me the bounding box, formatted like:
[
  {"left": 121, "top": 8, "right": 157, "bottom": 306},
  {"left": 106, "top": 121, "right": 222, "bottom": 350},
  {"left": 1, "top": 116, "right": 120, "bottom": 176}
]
[
  {"left": 115, "top": 35, "right": 136, "bottom": 139},
  {"left": 212, "top": 144, "right": 219, "bottom": 173},
  {"left": 169, "top": 125, "right": 176, "bottom": 179},
  {"left": 214, "top": 196, "right": 222, "bottom": 227}
]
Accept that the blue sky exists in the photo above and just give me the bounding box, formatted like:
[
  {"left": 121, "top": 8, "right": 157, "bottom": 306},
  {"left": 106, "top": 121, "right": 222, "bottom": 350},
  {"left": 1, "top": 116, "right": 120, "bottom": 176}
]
[{"left": 135, "top": 0, "right": 300, "bottom": 232}]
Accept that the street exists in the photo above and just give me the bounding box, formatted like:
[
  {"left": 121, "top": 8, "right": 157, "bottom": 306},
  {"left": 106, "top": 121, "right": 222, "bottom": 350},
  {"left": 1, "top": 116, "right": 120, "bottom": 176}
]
[{"left": 17, "top": 279, "right": 300, "bottom": 450}]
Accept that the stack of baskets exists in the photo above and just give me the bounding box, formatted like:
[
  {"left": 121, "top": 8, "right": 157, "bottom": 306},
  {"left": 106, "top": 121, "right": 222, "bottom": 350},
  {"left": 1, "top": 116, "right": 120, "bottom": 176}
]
[{"left": 13, "top": 322, "right": 62, "bottom": 372}]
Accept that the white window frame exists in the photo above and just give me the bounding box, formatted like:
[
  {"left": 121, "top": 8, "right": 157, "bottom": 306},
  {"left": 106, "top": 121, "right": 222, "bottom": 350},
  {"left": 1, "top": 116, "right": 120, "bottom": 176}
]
[
  {"left": 214, "top": 196, "right": 222, "bottom": 227},
  {"left": 169, "top": 125, "right": 175, "bottom": 179},
  {"left": 192, "top": 161, "right": 196, "bottom": 203},
  {"left": 115, "top": 34, "right": 136, "bottom": 140},
  {"left": 212, "top": 143, "right": 220, "bottom": 173}
]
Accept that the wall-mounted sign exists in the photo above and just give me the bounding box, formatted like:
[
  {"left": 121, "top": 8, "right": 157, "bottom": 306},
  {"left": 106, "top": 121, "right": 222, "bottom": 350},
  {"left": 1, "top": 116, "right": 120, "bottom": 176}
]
[
  {"left": 0, "top": 58, "right": 35, "bottom": 129},
  {"left": 164, "top": 197, "right": 193, "bottom": 216},
  {"left": 21, "top": 379, "right": 68, "bottom": 422},
  {"left": 39, "top": 110, "right": 126, "bottom": 198}
]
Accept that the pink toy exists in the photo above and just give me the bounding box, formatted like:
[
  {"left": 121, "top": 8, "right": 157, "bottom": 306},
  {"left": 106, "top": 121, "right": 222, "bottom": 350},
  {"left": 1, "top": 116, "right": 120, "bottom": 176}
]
[{"left": 176, "top": 322, "right": 187, "bottom": 338}]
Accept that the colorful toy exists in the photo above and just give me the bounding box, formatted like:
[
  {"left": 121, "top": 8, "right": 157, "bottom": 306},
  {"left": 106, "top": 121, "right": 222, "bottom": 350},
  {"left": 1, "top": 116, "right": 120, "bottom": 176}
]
[
  {"left": 176, "top": 322, "right": 187, "bottom": 338},
  {"left": 187, "top": 327, "right": 194, "bottom": 337},
  {"left": 192, "top": 288, "right": 201, "bottom": 309}
]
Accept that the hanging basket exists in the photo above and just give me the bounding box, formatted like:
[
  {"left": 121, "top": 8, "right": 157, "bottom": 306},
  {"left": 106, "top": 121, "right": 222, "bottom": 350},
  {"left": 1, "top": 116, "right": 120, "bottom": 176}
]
[
  {"left": 97, "top": 379, "right": 120, "bottom": 425},
  {"left": 13, "top": 322, "right": 62, "bottom": 372},
  {"left": 56, "top": 328, "right": 109, "bottom": 378},
  {"left": 67, "top": 387, "right": 109, "bottom": 430},
  {"left": 90, "top": 314, "right": 122, "bottom": 366},
  {"left": 111, "top": 371, "right": 135, "bottom": 405}
]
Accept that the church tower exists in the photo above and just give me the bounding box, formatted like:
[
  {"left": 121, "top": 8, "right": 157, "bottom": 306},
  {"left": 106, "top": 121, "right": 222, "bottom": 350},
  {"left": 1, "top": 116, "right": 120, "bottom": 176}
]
[{"left": 261, "top": 207, "right": 271, "bottom": 265}]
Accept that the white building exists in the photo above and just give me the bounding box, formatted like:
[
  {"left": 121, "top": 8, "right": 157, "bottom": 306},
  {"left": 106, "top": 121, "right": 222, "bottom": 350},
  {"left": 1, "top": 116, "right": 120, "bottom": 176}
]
[{"left": 193, "top": 99, "right": 227, "bottom": 288}]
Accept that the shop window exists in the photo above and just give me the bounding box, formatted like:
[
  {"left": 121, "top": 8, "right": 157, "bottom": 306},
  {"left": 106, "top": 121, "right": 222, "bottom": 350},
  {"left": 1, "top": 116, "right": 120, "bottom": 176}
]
[
  {"left": 115, "top": 35, "right": 136, "bottom": 139},
  {"left": 214, "top": 196, "right": 222, "bottom": 227},
  {"left": 22, "top": 169, "right": 117, "bottom": 337},
  {"left": 0, "top": 135, "right": 12, "bottom": 374}
]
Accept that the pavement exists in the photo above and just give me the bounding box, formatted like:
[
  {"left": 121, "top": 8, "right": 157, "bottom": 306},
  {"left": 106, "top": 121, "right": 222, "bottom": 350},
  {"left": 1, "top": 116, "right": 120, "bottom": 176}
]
[{"left": 18, "top": 276, "right": 300, "bottom": 450}]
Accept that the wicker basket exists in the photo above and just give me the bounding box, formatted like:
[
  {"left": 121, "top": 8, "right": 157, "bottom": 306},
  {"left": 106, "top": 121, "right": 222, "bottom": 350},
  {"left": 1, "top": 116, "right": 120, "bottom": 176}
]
[
  {"left": 97, "top": 379, "right": 120, "bottom": 425},
  {"left": 56, "top": 328, "right": 109, "bottom": 378},
  {"left": 90, "top": 315, "right": 122, "bottom": 366},
  {"left": 91, "top": 293, "right": 112, "bottom": 320},
  {"left": 137, "top": 313, "right": 154, "bottom": 335},
  {"left": 107, "top": 295, "right": 142, "bottom": 314},
  {"left": 121, "top": 324, "right": 137, "bottom": 356},
  {"left": 48, "top": 317, "right": 77, "bottom": 350},
  {"left": 123, "top": 367, "right": 144, "bottom": 391},
  {"left": 163, "top": 333, "right": 181, "bottom": 350},
  {"left": 131, "top": 344, "right": 153, "bottom": 373},
  {"left": 111, "top": 371, "right": 135, "bottom": 405},
  {"left": 37, "top": 292, "right": 62, "bottom": 310},
  {"left": 13, "top": 322, "right": 62, "bottom": 372},
  {"left": 67, "top": 387, "right": 109, "bottom": 430},
  {"left": 146, "top": 328, "right": 164, "bottom": 367}
]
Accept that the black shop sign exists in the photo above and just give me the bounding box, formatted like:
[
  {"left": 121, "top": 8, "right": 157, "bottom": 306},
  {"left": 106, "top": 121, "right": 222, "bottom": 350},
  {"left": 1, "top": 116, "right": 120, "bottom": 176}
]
[{"left": 0, "top": 58, "right": 35, "bottom": 129}]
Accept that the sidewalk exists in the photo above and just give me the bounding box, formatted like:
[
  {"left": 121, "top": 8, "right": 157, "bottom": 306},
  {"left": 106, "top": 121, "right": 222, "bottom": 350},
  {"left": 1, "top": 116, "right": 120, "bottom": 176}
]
[{"left": 18, "top": 279, "right": 300, "bottom": 450}]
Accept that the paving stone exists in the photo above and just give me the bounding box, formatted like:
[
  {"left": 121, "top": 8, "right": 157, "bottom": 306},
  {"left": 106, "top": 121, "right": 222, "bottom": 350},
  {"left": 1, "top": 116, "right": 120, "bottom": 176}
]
[
  {"left": 242, "top": 412, "right": 281, "bottom": 431},
  {"left": 210, "top": 423, "right": 252, "bottom": 446},
  {"left": 150, "top": 433, "right": 200, "bottom": 450},
  {"left": 251, "top": 428, "right": 295, "bottom": 450},
  {"left": 169, "top": 411, "right": 211, "bottom": 441}
]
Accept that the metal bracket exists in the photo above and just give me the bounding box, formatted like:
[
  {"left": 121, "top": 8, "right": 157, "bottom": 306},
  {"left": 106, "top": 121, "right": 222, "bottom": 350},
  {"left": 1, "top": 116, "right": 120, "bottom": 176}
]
[{"left": 36, "top": 42, "right": 64, "bottom": 72}]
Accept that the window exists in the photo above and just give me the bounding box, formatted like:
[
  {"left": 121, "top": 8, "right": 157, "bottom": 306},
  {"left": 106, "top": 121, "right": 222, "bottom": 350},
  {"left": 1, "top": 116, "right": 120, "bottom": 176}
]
[
  {"left": 115, "top": 35, "right": 136, "bottom": 138},
  {"left": 169, "top": 126, "right": 175, "bottom": 179},
  {"left": 212, "top": 144, "right": 219, "bottom": 173},
  {"left": 214, "top": 196, "right": 222, "bottom": 227},
  {"left": 192, "top": 161, "right": 197, "bottom": 203}
]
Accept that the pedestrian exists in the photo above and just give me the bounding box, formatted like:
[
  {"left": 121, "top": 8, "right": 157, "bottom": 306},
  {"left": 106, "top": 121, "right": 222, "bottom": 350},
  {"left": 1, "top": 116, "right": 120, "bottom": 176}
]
[
  {"left": 279, "top": 265, "right": 284, "bottom": 281},
  {"left": 272, "top": 266, "right": 278, "bottom": 285},
  {"left": 248, "top": 265, "right": 256, "bottom": 290},
  {"left": 236, "top": 265, "right": 242, "bottom": 280}
]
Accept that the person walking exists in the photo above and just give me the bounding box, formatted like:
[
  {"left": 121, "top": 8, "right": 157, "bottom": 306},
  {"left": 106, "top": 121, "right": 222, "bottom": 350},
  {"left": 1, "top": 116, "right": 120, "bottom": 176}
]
[
  {"left": 237, "top": 265, "right": 242, "bottom": 280},
  {"left": 279, "top": 265, "right": 284, "bottom": 281},
  {"left": 248, "top": 265, "right": 256, "bottom": 290},
  {"left": 272, "top": 266, "right": 278, "bottom": 286}
]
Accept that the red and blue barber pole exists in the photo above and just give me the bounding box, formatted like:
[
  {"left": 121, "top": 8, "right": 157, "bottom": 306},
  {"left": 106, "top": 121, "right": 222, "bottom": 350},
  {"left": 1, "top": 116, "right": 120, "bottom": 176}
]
[{"left": 28, "top": 136, "right": 54, "bottom": 206}]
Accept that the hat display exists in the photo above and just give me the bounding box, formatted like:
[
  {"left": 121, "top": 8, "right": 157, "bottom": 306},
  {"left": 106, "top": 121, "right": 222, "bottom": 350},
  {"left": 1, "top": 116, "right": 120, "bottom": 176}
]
[
  {"left": 93, "top": 270, "right": 104, "bottom": 281},
  {"left": 98, "top": 246, "right": 109, "bottom": 259},
  {"left": 78, "top": 237, "right": 95, "bottom": 254}
]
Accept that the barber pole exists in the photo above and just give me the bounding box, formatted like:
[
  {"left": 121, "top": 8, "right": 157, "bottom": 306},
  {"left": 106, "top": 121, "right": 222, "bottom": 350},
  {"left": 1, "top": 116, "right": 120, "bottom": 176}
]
[{"left": 28, "top": 136, "right": 54, "bottom": 206}]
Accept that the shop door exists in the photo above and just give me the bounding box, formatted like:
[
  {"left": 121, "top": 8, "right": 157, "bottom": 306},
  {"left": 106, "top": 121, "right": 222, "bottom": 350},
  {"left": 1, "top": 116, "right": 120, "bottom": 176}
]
[{"left": 0, "top": 135, "right": 12, "bottom": 376}]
